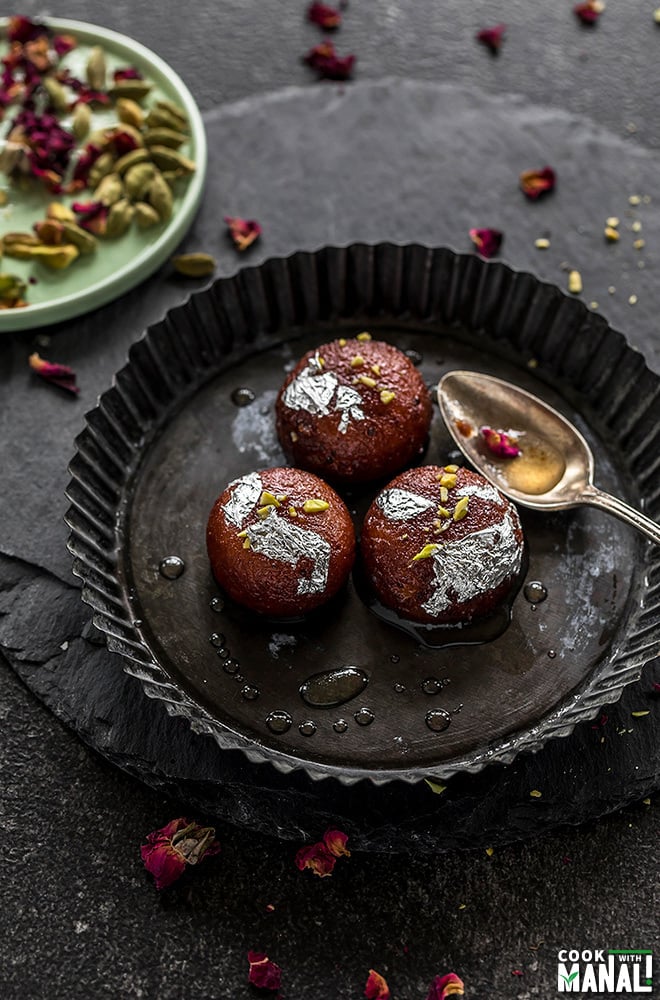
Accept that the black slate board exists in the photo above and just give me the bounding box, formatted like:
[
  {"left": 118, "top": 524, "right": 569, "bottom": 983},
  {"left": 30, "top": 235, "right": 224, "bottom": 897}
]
[{"left": 1, "top": 81, "right": 659, "bottom": 851}]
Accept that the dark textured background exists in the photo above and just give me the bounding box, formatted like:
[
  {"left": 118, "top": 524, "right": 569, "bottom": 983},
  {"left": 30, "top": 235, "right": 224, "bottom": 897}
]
[{"left": 1, "top": 3, "right": 659, "bottom": 999}]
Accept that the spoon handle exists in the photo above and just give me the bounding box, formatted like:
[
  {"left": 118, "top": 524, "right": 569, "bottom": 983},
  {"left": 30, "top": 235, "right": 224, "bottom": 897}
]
[{"left": 582, "top": 486, "right": 660, "bottom": 545}]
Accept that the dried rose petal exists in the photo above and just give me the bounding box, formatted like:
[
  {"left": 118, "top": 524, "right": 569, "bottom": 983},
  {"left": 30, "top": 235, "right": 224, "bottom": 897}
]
[
  {"left": 480, "top": 426, "right": 521, "bottom": 458},
  {"left": 426, "top": 973, "right": 465, "bottom": 999},
  {"left": 323, "top": 828, "right": 350, "bottom": 857},
  {"left": 591, "top": 712, "right": 608, "bottom": 729},
  {"left": 512, "top": 969, "right": 524, "bottom": 976},
  {"left": 247, "top": 951, "right": 282, "bottom": 991},
  {"left": 72, "top": 200, "right": 109, "bottom": 235},
  {"left": 140, "top": 817, "right": 220, "bottom": 890},
  {"left": 476, "top": 24, "right": 506, "bottom": 54},
  {"left": 308, "top": 2, "right": 342, "bottom": 29},
  {"left": 365, "top": 969, "right": 391, "bottom": 1000},
  {"left": 53, "top": 34, "right": 77, "bottom": 57},
  {"left": 113, "top": 66, "right": 144, "bottom": 82},
  {"left": 7, "top": 15, "right": 47, "bottom": 45},
  {"left": 303, "top": 40, "right": 355, "bottom": 80},
  {"left": 469, "top": 227, "right": 503, "bottom": 259},
  {"left": 295, "top": 840, "right": 337, "bottom": 877},
  {"left": 224, "top": 216, "right": 262, "bottom": 252},
  {"left": 519, "top": 166, "right": 556, "bottom": 200},
  {"left": 28, "top": 352, "right": 79, "bottom": 394},
  {"left": 574, "top": 2, "right": 603, "bottom": 25}
]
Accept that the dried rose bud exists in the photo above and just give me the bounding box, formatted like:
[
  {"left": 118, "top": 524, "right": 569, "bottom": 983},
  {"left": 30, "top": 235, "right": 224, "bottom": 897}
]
[
  {"left": 469, "top": 227, "right": 503, "bottom": 259},
  {"left": 224, "top": 216, "right": 262, "bottom": 252},
  {"left": 303, "top": 40, "right": 355, "bottom": 80},
  {"left": 426, "top": 973, "right": 465, "bottom": 999},
  {"left": 247, "top": 951, "right": 282, "bottom": 991},
  {"left": 574, "top": 1, "right": 604, "bottom": 26},
  {"left": 365, "top": 969, "right": 391, "bottom": 999},
  {"left": 519, "top": 166, "right": 556, "bottom": 200},
  {"left": 140, "top": 817, "right": 220, "bottom": 890},
  {"left": 480, "top": 426, "right": 521, "bottom": 458},
  {"left": 476, "top": 24, "right": 506, "bottom": 54},
  {"left": 308, "top": 2, "right": 342, "bottom": 29},
  {"left": 295, "top": 827, "right": 350, "bottom": 877},
  {"left": 28, "top": 352, "right": 79, "bottom": 394},
  {"left": 323, "top": 828, "right": 351, "bottom": 857}
]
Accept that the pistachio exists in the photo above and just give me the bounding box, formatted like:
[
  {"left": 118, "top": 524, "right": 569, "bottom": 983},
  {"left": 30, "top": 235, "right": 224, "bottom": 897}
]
[
  {"left": 2, "top": 231, "right": 42, "bottom": 248},
  {"left": 108, "top": 80, "right": 152, "bottom": 102},
  {"left": 604, "top": 226, "right": 619, "bottom": 242},
  {"left": 124, "top": 162, "right": 156, "bottom": 200},
  {"left": 302, "top": 499, "right": 330, "bottom": 513},
  {"left": 114, "top": 148, "right": 150, "bottom": 175},
  {"left": 94, "top": 172, "right": 124, "bottom": 206},
  {"left": 436, "top": 506, "right": 450, "bottom": 518},
  {"left": 288, "top": 506, "right": 298, "bottom": 517},
  {"left": 2, "top": 240, "right": 40, "bottom": 260},
  {"left": 71, "top": 102, "right": 92, "bottom": 141},
  {"left": 61, "top": 221, "right": 98, "bottom": 254},
  {"left": 148, "top": 145, "right": 196, "bottom": 174},
  {"left": 116, "top": 97, "right": 144, "bottom": 129},
  {"left": 534, "top": 237, "right": 550, "bottom": 250},
  {"left": 33, "top": 219, "right": 64, "bottom": 245},
  {"left": 43, "top": 76, "right": 68, "bottom": 113},
  {"left": 438, "top": 473, "right": 457, "bottom": 488},
  {"left": 568, "top": 269, "right": 583, "bottom": 294},
  {"left": 242, "top": 537, "right": 251, "bottom": 550},
  {"left": 356, "top": 374, "right": 377, "bottom": 388},
  {"left": 133, "top": 202, "right": 161, "bottom": 228},
  {"left": 371, "top": 364, "right": 381, "bottom": 376},
  {"left": 356, "top": 331, "right": 372, "bottom": 342},
  {"left": 350, "top": 355, "right": 364, "bottom": 368},
  {"left": 28, "top": 244, "right": 80, "bottom": 269},
  {"left": 445, "top": 465, "right": 459, "bottom": 473},
  {"left": 338, "top": 338, "right": 347, "bottom": 347},
  {"left": 0, "top": 273, "right": 27, "bottom": 304},
  {"left": 105, "top": 199, "right": 134, "bottom": 238},
  {"left": 147, "top": 172, "right": 173, "bottom": 221},
  {"left": 439, "top": 487, "right": 449, "bottom": 503},
  {"left": 88, "top": 152, "right": 116, "bottom": 189},
  {"left": 143, "top": 127, "right": 187, "bottom": 149},
  {"left": 453, "top": 496, "right": 470, "bottom": 521},
  {"left": 171, "top": 252, "right": 216, "bottom": 277},
  {"left": 256, "top": 505, "right": 274, "bottom": 519},
  {"left": 412, "top": 543, "right": 439, "bottom": 562},
  {"left": 379, "top": 389, "right": 396, "bottom": 404},
  {"left": 86, "top": 45, "right": 106, "bottom": 91},
  {"left": 259, "top": 490, "right": 282, "bottom": 507}
]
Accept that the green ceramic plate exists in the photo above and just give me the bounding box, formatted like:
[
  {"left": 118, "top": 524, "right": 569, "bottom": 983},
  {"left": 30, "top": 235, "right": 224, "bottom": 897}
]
[{"left": 0, "top": 17, "right": 207, "bottom": 331}]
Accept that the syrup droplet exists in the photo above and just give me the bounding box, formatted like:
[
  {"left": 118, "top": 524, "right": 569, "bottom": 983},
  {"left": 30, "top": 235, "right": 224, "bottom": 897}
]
[
  {"left": 390, "top": 654, "right": 401, "bottom": 664},
  {"left": 354, "top": 707, "right": 375, "bottom": 726},
  {"left": 300, "top": 666, "right": 368, "bottom": 708},
  {"left": 234, "top": 673, "right": 244, "bottom": 682},
  {"left": 524, "top": 581, "right": 548, "bottom": 604},
  {"left": 231, "top": 387, "right": 256, "bottom": 407},
  {"left": 333, "top": 719, "right": 348, "bottom": 733},
  {"left": 422, "top": 677, "right": 445, "bottom": 695},
  {"left": 266, "top": 711, "right": 292, "bottom": 734},
  {"left": 426, "top": 709, "right": 452, "bottom": 732},
  {"left": 393, "top": 682, "right": 406, "bottom": 693},
  {"left": 159, "top": 555, "right": 185, "bottom": 579},
  {"left": 223, "top": 658, "right": 240, "bottom": 674},
  {"left": 216, "top": 647, "right": 229, "bottom": 660},
  {"left": 210, "top": 596, "right": 225, "bottom": 612},
  {"left": 209, "top": 632, "right": 225, "bottom": 648},
  {"left": 299, "top": 721, "right": 317, "bottom": 737},
  {"left": 241, "top": 684, "right": 259, "bottom": 701},
  {"left": 404, "top": 348, "right": 423, "bottom": 365},
  {"left": 548, "top": 649, "right": 557, "bottom": 659}
]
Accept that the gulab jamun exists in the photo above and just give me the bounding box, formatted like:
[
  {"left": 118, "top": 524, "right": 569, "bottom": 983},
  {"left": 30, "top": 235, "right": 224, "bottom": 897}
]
[
  {"left": 275, "top": 334, "right": 432, "bottom": 485},
  {"left": 360, "top": 465, "right": 524, "bottom": 625},
  {"left": 206, "top": 467, "right": 356, "bottom": 617}
]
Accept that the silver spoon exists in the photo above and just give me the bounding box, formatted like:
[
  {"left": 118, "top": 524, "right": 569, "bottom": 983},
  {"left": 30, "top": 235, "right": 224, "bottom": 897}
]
[{"left": 437, "top": 369, "right": 660, "bottom": 545}]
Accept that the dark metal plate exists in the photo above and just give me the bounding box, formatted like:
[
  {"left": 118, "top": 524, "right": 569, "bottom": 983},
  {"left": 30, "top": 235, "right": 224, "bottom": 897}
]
[{"left": 65, "top": 244, "right": 660, "bottom": 783}]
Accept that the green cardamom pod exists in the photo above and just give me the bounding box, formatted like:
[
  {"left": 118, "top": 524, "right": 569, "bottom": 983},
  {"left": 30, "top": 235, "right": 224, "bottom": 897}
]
[
  {"left": 155, "top": 99, "right": 188, "bottom": 126},
  {"left": 105, "top": 199, "right": 135, "bottom": 238},
  {"left": 147, "top": 172, "right": 173, "bottom": 221},
  {"left": 94, "top": 172, "right": 124, "bottom": 207},
  {"left": 60, "top": 221, "right": 98, "bottom": 255},
  {"left": 86, "top": 45, "right": 106, "bottom": 91},
  {"left": 171, "top": 253, "right": 216, "bottom": 277},
  {"left": 142, "top": 127, "right": 187, "bottom": 149},
  {"left": 28, "top": 244, "right": 80, "bottom": 269},
  {"left": 43, "top": 76, "right": 68, "bottom": 113},
  {"left": 88, "top": 152, "right": 117, "bottom": 189},
  {"left": 115, "top": 97, "right": 144, "bottom": 129},
  {"left": 145, "top": 107, "right": 189, "bottom": 133},
  {"left": 114, "top": 148, "right": 150, "bottom": 175},
  {"left": 124, "top": 162, "right": 157, "bottom": 201},
  {"left": 148, "top": 145, "right": 196, "bottom": 174},
  {"left": 108, "top": 81, "right": 152, "bottom": 102},
  {"left": 72, "top": 102, "right": 92, "bottom": 141},
  {"left": 134, "top": 202, "right": 161, "bottom": 229}
]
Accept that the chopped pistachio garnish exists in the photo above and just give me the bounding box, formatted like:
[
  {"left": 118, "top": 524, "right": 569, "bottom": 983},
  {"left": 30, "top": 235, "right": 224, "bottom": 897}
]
[
  {"left": 529, "top": 789, "right": 542, "bottom": 798},
  {"left": 242, "top": 537, "right": 251, "bottom": 549},
  {"left": 634, "top": 238, "right": 645, "bottom": 250},
  {"left": 631, "top": 220, "right": 642, "bottom": 232},
  {"left": 257, "top": 505, "right": 274, "bottom": 519},
  {"left": 338, "top": 338, "right": 347, "bottom": 346},
  {"left": 412, "top": 543, "right": 439, "bottom": 562},
  {"left": 371, "top": 364, "right": 381, "bottom": 376},
  {"left": 606, "top": 216, "right": 619, "bottom": 228},
  {"left": 356, "top": 331, "right": 372, "bottom": 342},
  {"left": 444, "top": 464, "right": 459, "bottom": 473},
  {"left": 534, "top": 237, "right": 550, "bottom": 250},
  {"left": 350, "top": 354, "right": 365, "bottom": 368},
  {"left": 237, "top": 530, "right": 248, "bottom": 537},
  {"left": 357, "top": 374, "right": 377, "bottom": 388},
  {"left": 629, "top": 194, "right": 641, "bottom": 206},
  {"left": 439, "top": 473, "right": 457, "bottom": 488},
  {"left": 453, "top": 496, "right": 469, "bottom": 521},
  {"left": 288, "top": 506, "right": 298, "bottom": 517},
  {"left": 303, "top": 498, "right": 330, "bottom": 513},
  {"left": 604, "top": 226, "right": 619, "bottom": 242},
  {"left": 317, "top": 355, "right": 325, "bottom": 367},
  {"left": 568, "top": 270, "right": 582, "bottom": 294},
  {"left": 260, "top": 490, "right": 281, "bottom": 507},
  {"left": 629, "top": 294, "right": 638, "bottom": 305},
  {"left": 439, "top": 486, "right": 449, "bottom": 503},
  {"left": 436, "top": 505, "right": 450, "bottom": 518},
  {"left": 379, "top": 389, "right": 396, "bottom": 404}
]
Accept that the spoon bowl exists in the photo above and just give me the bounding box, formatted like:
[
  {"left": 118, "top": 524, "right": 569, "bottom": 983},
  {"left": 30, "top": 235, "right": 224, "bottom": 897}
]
[{"left": 438, "top": 370, "right": 660, "bottom": 544}]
